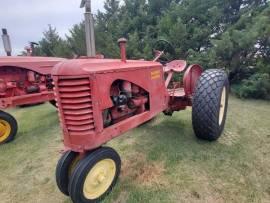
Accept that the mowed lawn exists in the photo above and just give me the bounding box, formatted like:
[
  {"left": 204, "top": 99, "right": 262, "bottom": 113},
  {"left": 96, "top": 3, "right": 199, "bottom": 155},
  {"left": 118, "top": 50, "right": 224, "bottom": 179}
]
[{"left": 0, "top": 96, "right": 270, "bottom": 203}]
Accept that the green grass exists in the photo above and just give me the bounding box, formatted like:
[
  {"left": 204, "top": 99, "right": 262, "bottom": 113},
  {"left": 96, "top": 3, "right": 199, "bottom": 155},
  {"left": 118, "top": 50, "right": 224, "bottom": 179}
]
[{"left": 0, "top": 96, "right": 270, "bottom": 203}]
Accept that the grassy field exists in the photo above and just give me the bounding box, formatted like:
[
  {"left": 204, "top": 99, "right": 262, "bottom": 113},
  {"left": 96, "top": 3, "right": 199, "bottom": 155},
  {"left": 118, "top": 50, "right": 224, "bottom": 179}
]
[{"left": 0, "top": 96, "right": 270, "bottom": 203}]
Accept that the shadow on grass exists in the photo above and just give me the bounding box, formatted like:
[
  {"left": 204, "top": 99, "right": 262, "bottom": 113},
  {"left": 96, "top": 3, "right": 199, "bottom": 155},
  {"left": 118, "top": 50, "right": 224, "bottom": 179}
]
[{"left": 131, "top": 115, "right": 246, "bottom": 170}]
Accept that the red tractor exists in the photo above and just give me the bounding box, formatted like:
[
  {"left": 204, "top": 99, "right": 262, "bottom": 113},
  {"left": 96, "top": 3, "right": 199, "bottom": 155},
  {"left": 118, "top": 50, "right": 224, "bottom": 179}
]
[
  {"left": 0, "top": 56, "right": 64, "bottom": 144},
  {"left": 53, "top": 39, "right": 229, "bottom": 203}
]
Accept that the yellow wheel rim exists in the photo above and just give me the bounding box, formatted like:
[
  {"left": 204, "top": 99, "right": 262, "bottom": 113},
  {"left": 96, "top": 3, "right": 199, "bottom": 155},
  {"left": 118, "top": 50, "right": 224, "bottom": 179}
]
[
  {"left": 0, "top": 119, "right": 11, "bottom": 143},
  {"left": 83, "top": 159, "right": 116, "bottom": 200},
  {"left": 219, "top": 87, "right": 226, "bottom": 125}
]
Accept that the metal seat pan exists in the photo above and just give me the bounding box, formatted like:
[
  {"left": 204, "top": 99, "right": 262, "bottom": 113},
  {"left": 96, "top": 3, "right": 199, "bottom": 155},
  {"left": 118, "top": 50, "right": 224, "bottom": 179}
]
[{"left": 164, "top": 60, "right": 187, "bottom": 73}]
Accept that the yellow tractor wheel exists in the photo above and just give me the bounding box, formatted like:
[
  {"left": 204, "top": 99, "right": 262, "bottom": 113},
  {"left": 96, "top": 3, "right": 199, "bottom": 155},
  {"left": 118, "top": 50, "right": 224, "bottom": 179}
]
[
  {"left": 68, "top": 147, "right": 121, "bottom": 203},
  {"left": 0, "top": 111, "right": 18, "bottom": 144}
]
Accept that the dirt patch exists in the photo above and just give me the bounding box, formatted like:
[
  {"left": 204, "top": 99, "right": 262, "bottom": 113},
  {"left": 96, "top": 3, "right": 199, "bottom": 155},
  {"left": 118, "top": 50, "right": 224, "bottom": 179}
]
[
  {"left": 136, "top": 161, "right": 166, "bottom": 186},
  {"left": 191, "top": 190, "right": 201, "bottom": 199},
  {"left": 121, "top": 153, "right": 167, "bottom": 187},
  {"left": 267, "top": 187, "right": 270, "bottom": 195},
  {"left": 113, "top": 192, "right": 128, "bottom": 203}
]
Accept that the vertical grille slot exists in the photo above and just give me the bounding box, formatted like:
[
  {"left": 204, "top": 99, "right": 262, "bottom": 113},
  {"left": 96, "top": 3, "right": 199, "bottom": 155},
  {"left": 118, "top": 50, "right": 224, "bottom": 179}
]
[{"left": 57, "top": 77, "right": 95, "bottom": 136}]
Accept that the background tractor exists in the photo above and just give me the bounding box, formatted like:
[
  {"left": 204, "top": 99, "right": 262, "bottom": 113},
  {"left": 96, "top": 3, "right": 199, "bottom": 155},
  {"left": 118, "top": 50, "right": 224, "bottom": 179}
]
[
  {"left": 0, "top": 56, "right": 64, "bottom": 144},
  {"left": 53, "top": 38, "right": 229, "bottom": 203},
  {"left": 0, "top": 28, "right": 65, "bottom": 144}
]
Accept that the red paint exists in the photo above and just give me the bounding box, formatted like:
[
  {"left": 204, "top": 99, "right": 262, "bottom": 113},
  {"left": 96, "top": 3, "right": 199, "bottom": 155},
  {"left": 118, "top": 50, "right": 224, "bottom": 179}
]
[
  {"left": 0, "top": 56, "right": 64, "bottom": 108},
  {"left": 53, "top": 56, "right": 203, "bottom": 152},
  {"left": 183, "top": 64, "right": 203, "bottom": 97},
  {"left": 164, "top": 60, "right": 187, "bottom": 73}
]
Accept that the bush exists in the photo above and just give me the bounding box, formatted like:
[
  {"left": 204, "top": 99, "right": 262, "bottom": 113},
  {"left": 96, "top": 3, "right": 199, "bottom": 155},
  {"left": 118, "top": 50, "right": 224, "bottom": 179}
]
[{"left": 232, "top": 73, "right": 270, "bottom": 100}]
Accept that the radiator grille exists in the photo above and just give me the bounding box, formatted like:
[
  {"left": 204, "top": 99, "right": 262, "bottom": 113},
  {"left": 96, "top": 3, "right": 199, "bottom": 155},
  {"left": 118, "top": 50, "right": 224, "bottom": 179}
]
[{"left": 57, "top": 77, "right": 95, "bottom": 136}]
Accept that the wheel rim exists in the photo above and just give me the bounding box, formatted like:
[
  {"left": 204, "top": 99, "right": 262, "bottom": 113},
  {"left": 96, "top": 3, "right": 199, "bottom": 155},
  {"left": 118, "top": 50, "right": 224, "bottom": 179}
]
[
  {"left": 0, "top": 119, "right": 11, "bottom": 142},
  {"left": 219, "top": 87, "right": 226, "bottom": 125},
  {"left": 83, "top": 159, "right": 116, "bottom": 200}
]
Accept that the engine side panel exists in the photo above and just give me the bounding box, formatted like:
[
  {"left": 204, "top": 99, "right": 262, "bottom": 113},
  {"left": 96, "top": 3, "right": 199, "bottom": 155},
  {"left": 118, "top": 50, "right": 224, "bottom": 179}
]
[
  {"left": 95, "top": 67, "right": 167, "bottom": 113},
  {"left": 54, "top": 65, "right": 168, "bottom": 152}
]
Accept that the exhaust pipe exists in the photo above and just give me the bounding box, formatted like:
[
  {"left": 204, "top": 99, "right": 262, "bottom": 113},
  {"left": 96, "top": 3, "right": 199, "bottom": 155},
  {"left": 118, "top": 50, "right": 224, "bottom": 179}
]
[
  {"left": 118, "top": 38, "right": 127, "bottom": 63},
  {"left": 1, "top": 29, "right": 12, "bottom": 56}
]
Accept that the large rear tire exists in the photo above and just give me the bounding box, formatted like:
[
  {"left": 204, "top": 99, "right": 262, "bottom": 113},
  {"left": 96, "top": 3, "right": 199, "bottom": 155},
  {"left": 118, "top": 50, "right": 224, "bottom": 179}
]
[
  {"left": 192, "top": 69, "right": 229, "bottom": 141},
  {"left": 0, "top": 111, "right": 18, "bottom": 144}
]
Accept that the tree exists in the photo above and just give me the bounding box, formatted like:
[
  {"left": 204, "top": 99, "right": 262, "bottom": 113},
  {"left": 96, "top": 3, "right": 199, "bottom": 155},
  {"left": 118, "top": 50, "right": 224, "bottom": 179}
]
[
  {"left": 34, "top": 0, "right": 270, "bottom": 99},
  {"left": 38, "top": 25, "right": 72, "bottom": 58},
  {"left": 66, "top": 23, "right": 86, "bottom": 56}
]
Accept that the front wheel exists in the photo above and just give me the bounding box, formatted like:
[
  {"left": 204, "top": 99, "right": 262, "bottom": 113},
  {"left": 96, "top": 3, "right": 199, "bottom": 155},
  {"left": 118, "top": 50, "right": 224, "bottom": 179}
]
[
  {"left": 192, "top": 69, "right": 229, "bottom": 141},
  {"left": 56, "top": 151, "right": 80, "bottom": 196},
  {"left": 69, "top": 147, "right": 121, "bottom": 203},
  {"left": 0, "top": 111, "right": 18, "bottom": 144}
]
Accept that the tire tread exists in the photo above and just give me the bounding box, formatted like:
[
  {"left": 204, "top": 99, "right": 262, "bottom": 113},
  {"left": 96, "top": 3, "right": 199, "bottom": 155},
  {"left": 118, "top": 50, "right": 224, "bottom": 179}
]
[{"left": 192, "top": 69, "right": 229, "bottom": 141}]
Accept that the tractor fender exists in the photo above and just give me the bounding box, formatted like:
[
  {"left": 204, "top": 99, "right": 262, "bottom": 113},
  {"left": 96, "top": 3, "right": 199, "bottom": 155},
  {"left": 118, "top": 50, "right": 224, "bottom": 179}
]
[{"left": 183, "top": 64, "right": 203, "bottom": 97}]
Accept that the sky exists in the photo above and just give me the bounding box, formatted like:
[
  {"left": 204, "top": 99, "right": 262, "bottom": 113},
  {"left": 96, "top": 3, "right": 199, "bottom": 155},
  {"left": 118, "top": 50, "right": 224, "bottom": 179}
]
[{"left": 0, "top": 0, "right": 106, "bottom": 56}]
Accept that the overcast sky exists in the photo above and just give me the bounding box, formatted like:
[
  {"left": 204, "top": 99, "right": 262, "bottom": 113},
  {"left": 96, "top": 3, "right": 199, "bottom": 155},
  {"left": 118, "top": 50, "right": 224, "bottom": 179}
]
[{"left": 0, "top": 0, "right": 106, "bottom": 56}]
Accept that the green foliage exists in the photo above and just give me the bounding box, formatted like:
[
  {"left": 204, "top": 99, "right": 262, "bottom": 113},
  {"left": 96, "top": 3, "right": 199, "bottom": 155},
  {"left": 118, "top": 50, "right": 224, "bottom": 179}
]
[
  {"left": 37, "top": 25, "right": 72, "bottom": 58},
  {"left": 66, "top": 23, "right": 86, "bottom": 56},
  {"left": 232, "top": 73, "right": 270, "bottom": 100},
  {"left": 35, "top": 0, "right": 270, "bottom": 99}
]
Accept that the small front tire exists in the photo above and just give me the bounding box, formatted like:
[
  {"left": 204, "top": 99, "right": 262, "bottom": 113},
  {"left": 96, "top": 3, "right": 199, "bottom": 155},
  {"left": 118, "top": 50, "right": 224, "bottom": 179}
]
[
  {"left": 56, "top": 151, "right": 80, "bottom": 196},
  {"left": 69, "top": 147, "right": 121, "bottom": 203}
]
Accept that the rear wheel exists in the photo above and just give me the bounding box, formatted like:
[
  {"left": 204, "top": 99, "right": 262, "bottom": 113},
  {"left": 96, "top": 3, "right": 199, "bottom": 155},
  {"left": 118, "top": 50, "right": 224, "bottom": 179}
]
[
  {"left": 56, "top": 151, "right": 80, "bottom": 196},
  {"left": 192, "top": 69, "right": 229, "bottom": 141},
  {"left": 0, "top": 111, "right": 18, "bottom": 144},
  {"left": 69, "top": 147, "right": 121, "bottom": 203}
]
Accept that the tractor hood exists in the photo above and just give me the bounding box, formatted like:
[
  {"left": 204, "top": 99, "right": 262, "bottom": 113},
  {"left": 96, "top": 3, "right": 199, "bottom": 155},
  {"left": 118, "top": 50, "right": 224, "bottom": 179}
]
[
  {"left": 0, "top": 56, "right": 65, "bottom": 74},
  {"left": 52, "top": 58, "right": 161, "bottom": 76}
]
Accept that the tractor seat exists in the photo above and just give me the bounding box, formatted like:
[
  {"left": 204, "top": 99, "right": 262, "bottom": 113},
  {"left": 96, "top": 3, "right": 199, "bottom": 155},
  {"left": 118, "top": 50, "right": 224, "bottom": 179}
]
[{"left": 164, "top": 60, "right": 187, "bottom": 73}]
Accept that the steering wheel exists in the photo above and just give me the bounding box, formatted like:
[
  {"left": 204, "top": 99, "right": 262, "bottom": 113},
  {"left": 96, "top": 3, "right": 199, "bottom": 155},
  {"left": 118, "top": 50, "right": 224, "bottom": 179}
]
[{"left": 153, "top": 39, "right": 176, "bottom": 64}]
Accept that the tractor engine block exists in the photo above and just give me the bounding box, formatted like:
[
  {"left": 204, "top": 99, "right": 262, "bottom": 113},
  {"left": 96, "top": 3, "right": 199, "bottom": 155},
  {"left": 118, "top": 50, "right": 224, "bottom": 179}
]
[
  {"left": 103, "top": 80, "right": 149, "bottom": 127},
  {"left": 0, "top": 66, "right": 53, "bottom": 98}
]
